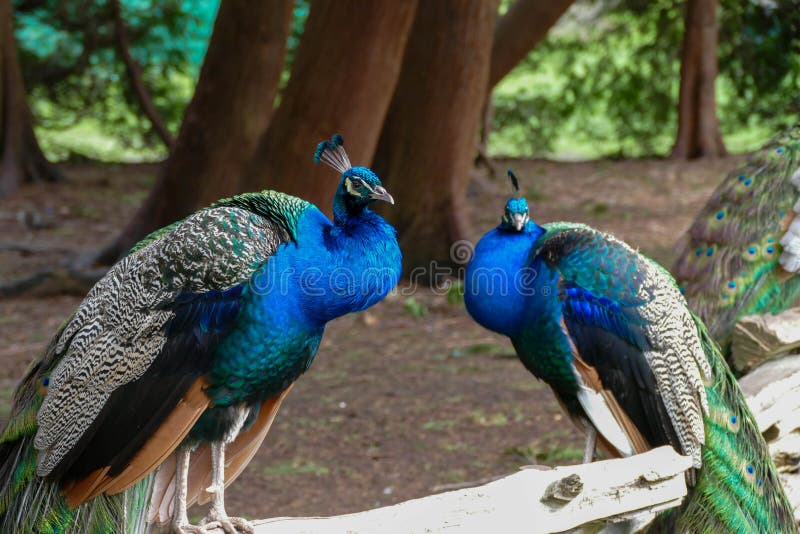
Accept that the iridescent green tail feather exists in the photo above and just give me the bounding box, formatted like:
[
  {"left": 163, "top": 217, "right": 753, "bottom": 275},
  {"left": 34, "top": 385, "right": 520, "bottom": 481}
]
[
  {"left": 674, "top": 122, "right": 800, "bottom": 361},
  {"left": 653, "top": 314, "right": 796, "bottom": 533}
]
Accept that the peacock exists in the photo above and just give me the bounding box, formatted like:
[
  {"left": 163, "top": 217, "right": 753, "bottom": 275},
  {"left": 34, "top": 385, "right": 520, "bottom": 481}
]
[
  {"left": 0, "top": 134, "right": 401, "bottom": 534},
  {"left": 674, "top": 122, "right": 800, "bottom": 363},
  {"left": 463, "top": 170, "right": 796, "bottom": 532}
]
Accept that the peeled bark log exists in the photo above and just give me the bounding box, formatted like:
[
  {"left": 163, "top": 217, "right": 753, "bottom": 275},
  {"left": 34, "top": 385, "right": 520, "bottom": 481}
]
[
  {"left": 0, "top": 0, "right": 63, "bottom": 197},
  {"left": 240, "top": 0, "right": 418, "bottom": 210},
  {"left": 671, "top": 0, "right": 726, "bottom": 159},
  {"left": 94, "top": 0, "right": 293, "bottom": 264},
  {"left": 373, "top": 0, "right": 496, "bottom": 272},
  {"left": 204, "top": 447, "right": 694, "bottom": 533}
]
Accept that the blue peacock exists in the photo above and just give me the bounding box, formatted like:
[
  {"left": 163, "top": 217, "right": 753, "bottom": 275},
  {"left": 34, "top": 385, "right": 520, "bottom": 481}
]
[
  {"left": 0, "top": 135, "right": 401, "bottom": 533},
  {"left": 464, "top": 170, "right": 796, "bottom": 532}
]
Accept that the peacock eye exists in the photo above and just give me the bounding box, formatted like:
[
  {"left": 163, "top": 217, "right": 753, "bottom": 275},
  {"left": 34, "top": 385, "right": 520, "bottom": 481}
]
[{"left": 352, "top": 180, "right": 362, "bottom": 189}]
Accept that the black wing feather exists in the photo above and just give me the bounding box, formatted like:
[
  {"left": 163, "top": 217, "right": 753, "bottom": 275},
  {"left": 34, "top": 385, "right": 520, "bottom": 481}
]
[
  {"left": 50, "top": 285, "right": 244, "bottom": 482},
  {"left": 562, "top": 317, "right": 681, "bottom": 451}
]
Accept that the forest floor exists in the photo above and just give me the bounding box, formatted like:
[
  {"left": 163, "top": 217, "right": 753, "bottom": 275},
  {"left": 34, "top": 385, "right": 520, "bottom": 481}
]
[{"left": 0, "top": 154, "right": 744, "bottom": 521}]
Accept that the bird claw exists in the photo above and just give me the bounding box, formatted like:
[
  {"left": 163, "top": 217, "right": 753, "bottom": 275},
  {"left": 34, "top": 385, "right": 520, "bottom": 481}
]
[
  {"left": 171, "top": 516, "right": 253, "bottom": 534},
  {"left": 201, "top": 514, "right": 255, "bottom": 534}
]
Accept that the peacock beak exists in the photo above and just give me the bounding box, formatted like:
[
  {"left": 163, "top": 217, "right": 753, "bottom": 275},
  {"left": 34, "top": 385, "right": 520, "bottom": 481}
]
[
  {"left": 370, "top": 186, "right": 395, "bottom": 205},
  {"left": 511, "top": 213, "right": 527, "bottom": 231}
]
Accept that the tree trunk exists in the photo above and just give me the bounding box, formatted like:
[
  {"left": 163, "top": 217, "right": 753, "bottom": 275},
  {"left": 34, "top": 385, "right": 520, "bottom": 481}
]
[
  {"left": 670, "top": 0, "right": 726, "bottom": 159},
  {"left": 240, "top": 0, "right": 418, "bottom": 210},
  {"left": 94, "top": 0, "right": 293, "bottom": 265},
  {"left": 488, "top": 0, "right": 575, "bottom": 89},
  {"left": 373, "top": 0, "right": 496, "bottom": 272},
  {"left": 0, "top": 0, "right": 63, "bottom": 197}
]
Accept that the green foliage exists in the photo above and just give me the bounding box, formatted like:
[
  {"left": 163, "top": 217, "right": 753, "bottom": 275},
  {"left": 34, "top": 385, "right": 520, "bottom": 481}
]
[
  {"left": 448, "top": 343, "right": 510, "bottom": 358},
  {"left": 491, "top": 0, "right": 800, "bottom": 158},
  {"left": 718, "top": 0, "right": 800, "bottom": 124},
  {"left": 14, "top": 0, "right": 315, "bottom": 162},
  {"left": 446, "top": 280, "right": 464, "bottom": 305},
  {"left": 262, "top": 460, "right": 330, "bottom": 477},
  {"left": 14, "top": 0, "right": 219, "bottom": 161},
  {"left": 403, "top": 296, "right": 429, "bottom": 318},
  {"left": 14, "top": 0, "right": 800, "bottom": 162}
]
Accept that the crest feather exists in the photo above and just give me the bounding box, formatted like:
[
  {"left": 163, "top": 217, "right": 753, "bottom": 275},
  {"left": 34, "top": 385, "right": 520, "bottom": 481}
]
[
  {"left": 507, "top": 169, "right": 520, "bottom": 196},
  {"left": 314, "top": 134, "right": 352, "bottom": 174}
]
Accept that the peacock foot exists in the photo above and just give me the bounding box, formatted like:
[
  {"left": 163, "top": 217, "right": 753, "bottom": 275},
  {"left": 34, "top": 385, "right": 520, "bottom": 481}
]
[
  {"left": 200, "top": 512, "right": 255, "bottom": 534},
  {"left": 171, "top": 517, "right": 253, "bottom": 534}
]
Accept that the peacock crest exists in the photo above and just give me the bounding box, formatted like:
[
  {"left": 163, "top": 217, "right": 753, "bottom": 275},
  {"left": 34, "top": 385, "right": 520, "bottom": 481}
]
[
  {"left": 314, "top": 133, "right": 352, "bottom": 174},
  {"left": 502, "top": 169, "right": 531, "bottom": 231}
]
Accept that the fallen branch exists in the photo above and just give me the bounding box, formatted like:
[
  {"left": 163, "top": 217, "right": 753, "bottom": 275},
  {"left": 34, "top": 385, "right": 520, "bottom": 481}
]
[
  {"left": 226, "top": 447, "right": 692, "bottom": 534},
  {"left": 0, "top": 242, "right": 73, "bottom": 255},
  {"left": 731, "top": 308, "right": 800, "bottom": 373},
  {"left": 0, "top": 266, "right": 106, "bottom": 298},
  {"left": 429, "top": 474, "right": 504, "bottom": 493}
]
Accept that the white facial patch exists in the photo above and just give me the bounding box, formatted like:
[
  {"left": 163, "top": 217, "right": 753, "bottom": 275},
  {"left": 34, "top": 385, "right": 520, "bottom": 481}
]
[{"left": 345, "top": 178, "right": 376, "bottom": 197}]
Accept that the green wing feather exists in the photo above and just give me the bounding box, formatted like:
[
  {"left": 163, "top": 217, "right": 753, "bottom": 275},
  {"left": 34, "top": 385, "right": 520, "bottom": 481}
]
[
  {"left": 673, "top": 122, "right": 800, "bottom": 357},
  {"left": 129, "top": 189, "right": 310, "bottom": 255}
]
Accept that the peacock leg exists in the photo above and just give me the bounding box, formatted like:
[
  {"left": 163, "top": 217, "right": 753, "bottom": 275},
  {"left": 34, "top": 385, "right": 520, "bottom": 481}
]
[
  {"left": 170, "top": 446, "right": 192, "bottom": 533},
  {"left": 199, "top": 441, "right": 254, "bottom": 534},
  {"left": 582, "top": 426, "right": 597, "bottom": 463}
]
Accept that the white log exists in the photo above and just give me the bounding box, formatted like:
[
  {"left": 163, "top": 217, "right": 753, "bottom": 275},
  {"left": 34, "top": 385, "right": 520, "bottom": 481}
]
[
  {"left": 739, "top": 355, "right": 800, "bottom": 438},
  {"left": 731, "top": 308, "right": 800, "bottom": 373},
  {"left": 241, "top": 447, "right": 691, "bottom": 534}
]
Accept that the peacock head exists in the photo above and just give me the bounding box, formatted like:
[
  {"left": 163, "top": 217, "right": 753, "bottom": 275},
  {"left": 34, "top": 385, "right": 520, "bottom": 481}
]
[
  {"left": 500, "top": 169, "right": 530, "bottom": 232},
  {"left": 314, "top": 134, "right": 394, "bottom": 216}
]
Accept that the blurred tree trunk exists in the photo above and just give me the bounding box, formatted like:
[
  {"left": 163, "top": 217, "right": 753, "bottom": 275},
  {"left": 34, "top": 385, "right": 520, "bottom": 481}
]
[
  {"left": 671, "top": 0, "right": 726, "bottom": 159},
  {"left": 374, "top": 0, "right": 496, "bottom": 272},
  {"left": 94, "top": 0, "right": 293, "bottom": 265},
  {"left": 240, "top": 0, "right": 418, "bottom": 209},
  {"left": 489, "top": 0, "right": 574, "bottom": 89},
  {"left": 0, "top": 0, "right": 63, "bottom": 197}
]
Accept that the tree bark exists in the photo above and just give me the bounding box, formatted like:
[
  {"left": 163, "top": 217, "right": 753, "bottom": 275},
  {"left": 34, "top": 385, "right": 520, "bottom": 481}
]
[
  {"left": 373, "top": 0, "right": 496, "bottom": 272},
  {"left": 488, "top": 0, "right": 575, "bottom": 90},
  {"left": 240, "top": 0, "right": 418, "bottom": 210},
  {"left": 111, "top": 0, "right": 175, "bottom": 149},
  {"left": 670, "top": 0, "right": 726, "bottom": 159},
  {"left": 94, "top": 0, "right": 293, "bottom": 264},
  {"left": 0, "top": 0, "right": 63, "bottom": 197}
]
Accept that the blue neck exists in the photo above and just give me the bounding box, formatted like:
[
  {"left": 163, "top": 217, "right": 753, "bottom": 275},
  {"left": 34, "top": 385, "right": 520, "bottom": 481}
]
[
  {"left": 333, "top": 187, "right": 367, "bottom": 226},
  {"left": 246, "top": 203, "right": 400, "bottom": 329},
  {"left": 464, "top": 220, "right": 547, "bottom": 337},
  {"left": 315, "top": 208, "right": 401, "bottom": 323}
]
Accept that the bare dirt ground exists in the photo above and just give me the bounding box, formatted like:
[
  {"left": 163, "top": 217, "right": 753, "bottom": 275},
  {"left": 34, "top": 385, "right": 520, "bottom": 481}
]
[{"left": 0, "top": 154, "right": 744, "bottom": 521}]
